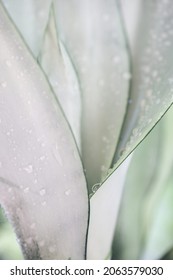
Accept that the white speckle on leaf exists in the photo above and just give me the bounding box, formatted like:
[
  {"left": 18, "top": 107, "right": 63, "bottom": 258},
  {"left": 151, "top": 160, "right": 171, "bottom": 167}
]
[
  {"left": 5, "top": 60, "right": 11, "bottom": 67},
  {"left": 24, "top": 187, "right": 29, "bottom": 193},
  {"left": 23, "top": 165, "right": 33, "bottom": 174},
  {"left": 39, "top": 188, "right": 46, "bottom": 196},
  {"left": 65, "top": 189, "right": 71, "bottom": 196},
  {"left": 122, "top": 72, "right": 132, "bottom": 80},
  {"left": 49, "top": 246, "right": 56, "bottom": 253},
  {"left": 152, "top": 70, "right": 158, "bottom": 78},
  {"left": 113, "top": 56, "right": 120, "bottom": 64},
  {"left": 39, "top": 155, "right": 46, "bottom": 161},
  {"left": 101, "top": 165, "right": 107, "bottom": 172},
  {"left": 41, "top": 201, "right": 47, "bottom": 207},
  {"left": 1, "top": 81, "right": 7, "bottom": 88},
  {"left": 102, "top": 136, "right": 109, "bottom": 143}
]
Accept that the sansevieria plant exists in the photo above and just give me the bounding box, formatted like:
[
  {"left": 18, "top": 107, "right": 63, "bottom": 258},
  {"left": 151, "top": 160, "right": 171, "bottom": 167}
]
[{"left": 0, "top": 0, "right": 173, "bottom": 260}]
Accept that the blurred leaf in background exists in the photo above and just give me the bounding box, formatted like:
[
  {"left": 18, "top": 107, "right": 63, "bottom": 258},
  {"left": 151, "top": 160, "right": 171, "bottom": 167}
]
[
  {"left": 0, "top": 208, "right": 22, "bottom": 259},
  {"left": 113, "top": 106, "right": 173, "bottom": 260}
]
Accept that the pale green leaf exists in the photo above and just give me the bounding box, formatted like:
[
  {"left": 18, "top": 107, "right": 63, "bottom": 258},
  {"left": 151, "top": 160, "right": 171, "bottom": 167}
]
[
  {"left": 111, "top": 0, "right": 173, "bottom": 175},
  {"left": 120, "top": 0, "right": 142, "bottom": 54},
  {"left": 39, "top": 7, "right": 81, "bottom": 150},
  {"left": 141, "top": 107, "right": 173, "bottom": 260},
  {"left": 112, "top": 124, "right": 161, "bottom": 259},
  {"left": 113, "top": 106, "right": 173, "bottom": 260},
  {"left": 0, "top": 209, "right": 23, "bottom": 259},
  {"left": 87, "top": 155, "right": 131, "bottom": 260},
  {"left": 142, "top": 179, "right": 173, "bottom": 259},
  {"left": 1, "top": 0, "right": 52, "bottom": 56},
  {"left": 0, "top": 4, "right": 88, "bottom": 260},
  {"left": 54, "top": 0, "right": 130, "bottom": 192}
]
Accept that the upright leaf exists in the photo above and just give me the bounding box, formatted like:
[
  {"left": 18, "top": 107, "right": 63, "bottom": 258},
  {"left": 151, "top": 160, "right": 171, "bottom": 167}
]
[
  {"left": 112, "top": 0, "right": 173, "bottom": 173},
  {"left": 54, "top": 0, "right": 130, "bottom": 191},
  {"left": 120, "top": 0, "right": 142, "bottom": 54},
  {"left": 142, "top": 178, "right": 173, "bottom": 259},
  {"left": 141, "top": 107, "right": 173, "bottom": 260},
  {"left": 0, "top": 4, "right": 88, "bottom": 260},
  {"left": 39, "top": 8, "right": 81, "bottom": 149},
  {"left": 112, "top": 125, "right": 161, "bottom": 259},
  {"left": 113, "top": 106, "right": 173, "bottom": 260},
  {"left": 1, "top": 0, "right": 52, "bottom": 56},
  {"left": 87, "top": 155, "right": 131, "bottom": 260}
]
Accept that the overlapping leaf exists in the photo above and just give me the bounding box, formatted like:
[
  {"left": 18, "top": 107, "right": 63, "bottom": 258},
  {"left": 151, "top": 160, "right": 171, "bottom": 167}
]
[
  {"left": 39, "top": 8, "right": 81, "bottom": 149},
  {"left": 113, "top": 106, "right": 173, "bottom": 260},
  {"left": 54, "top": 0, "right": 130, "bottom": 191},
  {"left": 0, "top": 4, "right": 88, "bottom": 260},
  {"left": 120, "top": 0, "right": 142, "bottom": 54},
  {"left": 87, "top": 156, "right": 131, "bottom": 259},
  {"left": 1, "top": 0, "right": 52, "bottom": 57},
  {"left": 110, "top": 0, "right": 173, "bottom": 177}
]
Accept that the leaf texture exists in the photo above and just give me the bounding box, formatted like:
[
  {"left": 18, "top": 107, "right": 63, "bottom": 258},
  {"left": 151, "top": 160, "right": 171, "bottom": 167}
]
[
  {"left": 0, "top": 4, "right": 88, "bottom": 260},
  {"left": 113, "top": 106, "right": 173, "bottom": 260},
  {"left": 54, "top": 0, "right": 130, "bottom": 192},
  {"left": 39, "top": 7, "right": 81, "bottom": 149},
  {"left": 87, "top": 155, "right": 131, "bottom": 259},
  {"left": 2, "top": 0, "right": 52, "bottom": 56},
  {"left": 111, "top": 0, "right": 173, "bottom": 177}
]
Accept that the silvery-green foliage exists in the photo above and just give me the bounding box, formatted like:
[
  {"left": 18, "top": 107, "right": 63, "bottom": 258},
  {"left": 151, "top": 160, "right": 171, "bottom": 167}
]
[
  {"left": 2, "top": 0, "right": 52, "bottom": 57},
  {"left": 0, "top": 3, "right": 88, "bottom": 260},
  {"left": 39, "top": 8, "right": 82, "bottom": 150},
  {"left": 113, "top": 106, "right": 173, "bottom": 260},
  {"left": 113, "top": 0, "right": 173, "bottom": 167},
  {"left": 0, "top": 0, "right": 173, "bottom": 260},
  {"left": 54, "top": 0, "right": 130, "bottom": 190}
]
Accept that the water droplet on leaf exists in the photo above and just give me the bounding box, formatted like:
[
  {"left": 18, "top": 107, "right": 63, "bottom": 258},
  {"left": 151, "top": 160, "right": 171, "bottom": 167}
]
[
  {"left": 65, "top": 189, "right": 71, "bottom": 196},
  {"left": 23, "top": 165, "right": 33, "bottom": 174},
  {"left": 39, "top": 188, "right": 46, "bottom": 196},
  {"left": 24, "top": 187, "right": 29, "bottom": 193}
]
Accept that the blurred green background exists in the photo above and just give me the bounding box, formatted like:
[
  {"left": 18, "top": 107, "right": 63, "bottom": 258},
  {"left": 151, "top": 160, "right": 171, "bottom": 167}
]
[{"left": 0, "top": 207, "right": 23, "bottom": 259}]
